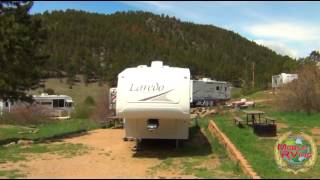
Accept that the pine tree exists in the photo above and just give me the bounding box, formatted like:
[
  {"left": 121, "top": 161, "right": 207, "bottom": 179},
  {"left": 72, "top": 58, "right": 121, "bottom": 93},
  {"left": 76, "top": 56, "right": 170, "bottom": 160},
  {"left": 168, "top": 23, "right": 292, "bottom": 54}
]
[{"left": 0, "top": 1, "right": 47, "bottom": 101}]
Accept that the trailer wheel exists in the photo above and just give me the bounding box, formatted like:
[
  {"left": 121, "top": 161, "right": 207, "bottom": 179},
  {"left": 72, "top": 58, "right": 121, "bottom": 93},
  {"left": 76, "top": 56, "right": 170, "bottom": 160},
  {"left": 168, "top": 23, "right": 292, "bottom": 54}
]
[
  {"left": 132, "top": 139, "right": 141, "bottom": 152},
  {"left": 209, "top": 100, "right": 214, "bottom": 107},
  {"left": 204, "top": 100, "right": 209, "bottom": 107},
  {"left": 175, "top": 139, "right": 179, "bottom": 149}
]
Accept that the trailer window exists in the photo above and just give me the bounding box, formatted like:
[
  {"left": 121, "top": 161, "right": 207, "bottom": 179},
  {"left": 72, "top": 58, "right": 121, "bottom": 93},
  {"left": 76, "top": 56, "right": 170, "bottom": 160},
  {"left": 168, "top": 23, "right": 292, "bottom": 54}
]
[
  {"left": 41, "top": 101, "right": 52, "bottom": 105},
  {"left": 225, "top": 87, "right": 227, "bottom": 91},
  {"left": 53, "top": 99, "right": 65, "bottom": 108},
  {"left": 66, "top": 102, "right": 73, "bottom": 107},
  {"left": 216, "top": 86, "right": 220, "bottom": 91}
]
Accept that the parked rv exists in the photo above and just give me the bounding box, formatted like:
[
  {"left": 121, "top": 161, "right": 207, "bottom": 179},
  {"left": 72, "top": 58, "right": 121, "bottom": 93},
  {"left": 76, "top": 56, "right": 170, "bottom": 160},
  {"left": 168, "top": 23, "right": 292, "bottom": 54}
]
[
  {"left": 32, "top": 93, "right": 74, "bottom": 119},
  {"left": 190, "top": 78, "right": 231, "bottom": 107},
  {"left": 272, "top": 73, "right": 298, "bottom": 88},
  {"left": 116, "top": 61, "right": 190, "bottom": 143}
]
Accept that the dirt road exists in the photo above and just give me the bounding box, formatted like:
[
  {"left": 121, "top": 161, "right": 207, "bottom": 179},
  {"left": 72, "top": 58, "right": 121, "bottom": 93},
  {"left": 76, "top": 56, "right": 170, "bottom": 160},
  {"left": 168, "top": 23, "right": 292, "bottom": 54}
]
[{"left": 1, "top": 129, "right": 194, "bottom": 179}]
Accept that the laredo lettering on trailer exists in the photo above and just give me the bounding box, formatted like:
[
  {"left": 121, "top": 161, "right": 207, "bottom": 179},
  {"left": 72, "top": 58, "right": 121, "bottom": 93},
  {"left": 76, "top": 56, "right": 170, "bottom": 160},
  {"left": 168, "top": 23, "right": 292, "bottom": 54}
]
[{"left": 129, "top": 83, "right": 165, "bottom": 92}]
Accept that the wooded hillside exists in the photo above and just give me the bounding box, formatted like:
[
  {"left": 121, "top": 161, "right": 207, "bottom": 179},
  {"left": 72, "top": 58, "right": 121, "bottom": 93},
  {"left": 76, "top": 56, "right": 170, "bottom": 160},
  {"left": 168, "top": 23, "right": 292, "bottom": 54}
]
[{"left": 34, "top": 10, "right": 299, "bottom": 89}]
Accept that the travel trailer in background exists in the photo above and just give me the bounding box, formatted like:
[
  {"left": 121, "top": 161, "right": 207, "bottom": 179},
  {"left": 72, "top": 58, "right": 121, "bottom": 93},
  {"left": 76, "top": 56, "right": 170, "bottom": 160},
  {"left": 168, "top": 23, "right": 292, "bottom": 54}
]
[
  {"left": 32, "top": 93, "right": 74, "bottom": 119},
  {"left": 190, "top": 78, "right": 231, "bottom": 107},
  {"left": 1, "top": 94, "right": 75, "bottom": 119},
  {"left": 116, "top": 61, "right": 191, "bottom": 142},
  {"left": 272, "top": 73, "right": 298, "bottom": 88}
]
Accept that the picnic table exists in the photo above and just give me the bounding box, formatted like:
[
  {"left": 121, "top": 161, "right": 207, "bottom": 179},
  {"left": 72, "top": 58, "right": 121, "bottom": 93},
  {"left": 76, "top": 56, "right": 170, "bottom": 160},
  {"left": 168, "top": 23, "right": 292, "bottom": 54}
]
[
  {"left": 234, "top": 116, "right": 245, "bottom": 127},
  {"left": 101, "top": 116, "right": 123, "bottom": 128},
  {"left": 264, "top": 116, "right": 276, "bottom": 125},
  {"left": 253, "top": 116, "right": 277, "bottom": 137},
  {"left": 243, "top": 110, "right": 265, "bottom": 125}
]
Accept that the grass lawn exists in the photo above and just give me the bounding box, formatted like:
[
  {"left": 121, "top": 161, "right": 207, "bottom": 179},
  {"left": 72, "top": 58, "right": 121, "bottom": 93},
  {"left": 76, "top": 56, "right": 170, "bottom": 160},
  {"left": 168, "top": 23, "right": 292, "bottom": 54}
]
[
  {"left": 0, "top": 125, "right": 32, "bottom": 141},
  {"left": 0, "top": 169, "right": 25, "bottom": 179},
  {"left": 0, "top": 118, "right": 99, "bottom": 143},
  {"left": 148, "top": 119, "right": 248, "bottom": 179},
  {"left": 0, "top": 143, "right": 89, "bottom": 163},
  {"left": 231, "top": 88, "right": 273, "bottom": 100},
  {"left": 0, "top": 143, "right": 90, "bottom": 178},
  {"left": 240, "top": 90, "right": 273, "bottom": 101},
  {"left": 268, "top": 111, "right": 320, "bottom": 133},
  {"left": 211, "top": 91, "right": 320, "bottom": 178}
]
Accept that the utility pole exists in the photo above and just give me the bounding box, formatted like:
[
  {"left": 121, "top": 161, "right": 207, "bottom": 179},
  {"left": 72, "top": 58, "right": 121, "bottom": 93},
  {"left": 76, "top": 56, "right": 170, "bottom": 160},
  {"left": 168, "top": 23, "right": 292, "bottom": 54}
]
[{"left": 252, "top": 62, "right": 255, "bottom": 89}]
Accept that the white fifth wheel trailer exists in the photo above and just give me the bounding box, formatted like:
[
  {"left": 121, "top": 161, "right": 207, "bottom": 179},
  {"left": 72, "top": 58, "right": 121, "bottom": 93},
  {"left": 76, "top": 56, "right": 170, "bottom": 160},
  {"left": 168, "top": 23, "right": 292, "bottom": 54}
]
[
  {"left": 272, "top": 73, "right": 298, "bottom": 88},
  {"left": 190, "top": 78, "right": 231, "bottom": 107},
  {"left": 116, "top": 61, "right": 191, "bottom": 141}
]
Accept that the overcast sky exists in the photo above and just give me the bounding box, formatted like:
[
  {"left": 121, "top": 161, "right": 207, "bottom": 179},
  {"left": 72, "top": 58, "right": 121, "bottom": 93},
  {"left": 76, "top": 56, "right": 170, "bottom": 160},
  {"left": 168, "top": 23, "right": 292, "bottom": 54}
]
[{"left": 31, "top": 1, "right": 320, "bottom": 59}]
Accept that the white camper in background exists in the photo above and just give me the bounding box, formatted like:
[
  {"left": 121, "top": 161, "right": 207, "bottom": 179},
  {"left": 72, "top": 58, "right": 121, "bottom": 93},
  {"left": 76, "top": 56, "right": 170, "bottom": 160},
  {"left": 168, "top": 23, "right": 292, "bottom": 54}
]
[
  {"left": 32, "top": 93, "right": 74, "bottom": 119},
  {"left": 0, "top": 101, "right": 4, "bottom": 116},
  {"left": 116, "top": 61, "right": 191, "bottom": 141},
  {"left": 0, "top": 100, "right": 15, "bottom": 115},
  {"left": 272, "top": 73, "right": 298, "bottom": 88},
  {"left": 190, "top": 78, "right": 231, "bottom": 107}
]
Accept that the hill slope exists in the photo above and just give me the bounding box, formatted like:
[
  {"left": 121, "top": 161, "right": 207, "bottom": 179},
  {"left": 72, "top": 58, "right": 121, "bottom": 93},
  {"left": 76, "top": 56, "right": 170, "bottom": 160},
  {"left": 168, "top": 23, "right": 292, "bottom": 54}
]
[{"left": 34, "top": 10, "right": 298, "bottom": 88}]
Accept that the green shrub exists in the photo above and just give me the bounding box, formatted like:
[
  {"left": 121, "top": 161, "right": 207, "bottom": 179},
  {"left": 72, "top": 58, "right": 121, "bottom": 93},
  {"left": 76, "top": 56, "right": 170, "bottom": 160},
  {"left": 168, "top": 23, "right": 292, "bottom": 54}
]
[
  {"left": 84, "top": 96, "right": 95, "bottom": 106},
  {"left": 44, "top": 88, "right": 55, "bottom": 95},
  {"left": 72, "top": 104, "right": 93, "bottom": 119},
  {"left": 231, "top": 87, "right": 242, "bottom": 99}
]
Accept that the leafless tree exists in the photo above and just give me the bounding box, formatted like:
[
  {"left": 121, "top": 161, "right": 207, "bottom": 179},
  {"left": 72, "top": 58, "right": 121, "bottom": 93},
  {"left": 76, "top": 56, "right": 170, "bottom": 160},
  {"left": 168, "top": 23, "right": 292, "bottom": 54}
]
[
  {"left": 90, "top": 89, "right": 113, "bottom": 123},
  {"left": 275, "top": 64, "right": 320, "bottom": 114}
]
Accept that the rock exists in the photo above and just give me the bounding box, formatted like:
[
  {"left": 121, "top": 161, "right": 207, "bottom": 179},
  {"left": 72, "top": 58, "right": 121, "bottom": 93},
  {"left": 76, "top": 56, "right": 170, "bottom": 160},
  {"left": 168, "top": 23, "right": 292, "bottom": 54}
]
[
  {"left": 17, "top": 140, "right": 33, "bottom": 146},
  {"left": 31, "top": 129, "right": 39, "bottom": 134},
  {"left": 4, "top": 142, "right": 16, "bottom": 147},
  {"left": 209, "top": 109, "right": 217, "bottom": 115},
  {"left": 18, "top": 128, "right": 39, "bottom": 134},
  {"left": 18, "top": 131, "right": 29, "bottom": 134}
]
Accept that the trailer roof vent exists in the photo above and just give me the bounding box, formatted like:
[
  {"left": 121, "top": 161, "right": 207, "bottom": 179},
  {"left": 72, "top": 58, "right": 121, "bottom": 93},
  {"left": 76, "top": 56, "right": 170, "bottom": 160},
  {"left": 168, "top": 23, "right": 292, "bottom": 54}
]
[
  {"left": 138, "top": 65, "right": 147, "bottom": 68},
  {"left": 201, "top": 78, "right": 212, "bottom": 82}
]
